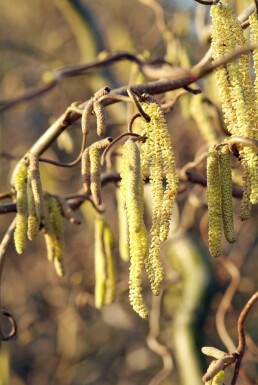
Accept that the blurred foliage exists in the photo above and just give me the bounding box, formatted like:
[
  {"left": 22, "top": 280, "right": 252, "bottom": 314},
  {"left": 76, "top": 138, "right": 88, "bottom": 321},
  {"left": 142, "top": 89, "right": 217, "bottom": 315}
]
[{"left": 0, "top": 1, "right": 258, "bottom": 385}]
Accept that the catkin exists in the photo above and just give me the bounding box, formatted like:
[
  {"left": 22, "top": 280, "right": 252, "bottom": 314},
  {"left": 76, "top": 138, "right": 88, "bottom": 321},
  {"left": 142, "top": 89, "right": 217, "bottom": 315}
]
[
  {"left": 116, "top": 186, "right": 130, "bottom": 262},
  {"left": 207, "top": 146, "right": 222, "bottom": 258},
  {"left": 201, "top": 346, "right": 226, "bottom": 360},
  {"left": 94, "top": 218, "right": 107, "bottom": 309},
  {"left": 94, "top": 101, "right": 106, "bottom": 136},
  {"left": 121, "top": 139, "right": 149, "bottom": 319},
  {"left": 219, "top": 145, "right": 235, "bottom": 243},
  {"left": 89, "top": 146, "right": 102, "bottom": 206},
  {"left": 139, "top": 95, "right": 178, "bottom": 295},
  {"left": 103, "top": 223, "right": 116, "bottom": 305},
  {"left": 81, "top": 148, "right": 91, "bottom": 194},
  {"left": 49, "top": 197, "right": 65, "bottom": 276},
  {"left": 29, "top": 153, "right": 45, "bottom": 223},
  {"left": 13, "top": 161, "right": 28, "bottom": 254},
  {"left": 26, "top": 169, "right": 39, "bottom": 240}
]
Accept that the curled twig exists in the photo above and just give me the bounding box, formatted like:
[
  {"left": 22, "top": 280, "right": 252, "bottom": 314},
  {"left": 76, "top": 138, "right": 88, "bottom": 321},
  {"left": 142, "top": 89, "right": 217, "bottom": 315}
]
[{"left": 227, "top": 136, "right": 258, "bottom": 159}]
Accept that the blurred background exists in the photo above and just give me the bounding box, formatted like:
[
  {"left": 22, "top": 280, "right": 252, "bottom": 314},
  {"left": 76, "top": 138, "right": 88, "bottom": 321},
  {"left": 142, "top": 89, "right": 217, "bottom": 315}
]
[{"left": 0, "top": 1, "right": 258, "bottom": 384}]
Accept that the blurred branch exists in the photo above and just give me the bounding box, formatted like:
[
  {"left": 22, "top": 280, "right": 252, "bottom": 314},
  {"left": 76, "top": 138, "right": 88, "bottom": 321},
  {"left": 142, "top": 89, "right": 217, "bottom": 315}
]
[
  {"left": 216, "top": 257, "right": 240, "bottom": 352},
  {"left": 147, "top": 286, "right": 173, "bottom": 385}
]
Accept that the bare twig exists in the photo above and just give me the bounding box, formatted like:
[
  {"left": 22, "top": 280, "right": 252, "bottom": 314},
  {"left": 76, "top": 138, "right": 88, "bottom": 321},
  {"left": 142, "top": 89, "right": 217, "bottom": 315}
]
[
  {"left": 231, "top": 291, "right": 258, "bottom": 385},
  {"left": 193, "top": 0, "right": 220, "bottom": 5}
]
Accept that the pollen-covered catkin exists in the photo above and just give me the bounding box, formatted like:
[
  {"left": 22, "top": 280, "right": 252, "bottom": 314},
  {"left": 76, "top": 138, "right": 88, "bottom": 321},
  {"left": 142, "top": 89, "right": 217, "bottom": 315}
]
[
  {"left": 29, "top": 153, "right": 45, "bottom": 223},
  {"left": 207, "top": 146, "right": 222, "bottom": 258},
  {"left": 139, "top": 95, "right": 178, "bottom": 294},
  {"left": 13, "top": 161, "right": 28, "bottom": 254},
  {"left": 48, "top": 196, "right": 65, "bottom": 276},
  {"left": 26, "top": 169, "right": 39, "bottom": 241},
  {"left": 219, "top": 145, "right": 235, "bottom": 243},
  {"left": 121, "top": 139, "right": 149, "bottom": 319},
  {"left": 94, "top": 218, "right": 107, "bottom": 309},
  {"left": 116, "top": 186, "right": 130, "bottom": 262},
  {"left": 89, "top": 146, "right": 102, "bottom": 206},
  {"left": 103, "top": 223, "right": 116, "bottom": 305}
]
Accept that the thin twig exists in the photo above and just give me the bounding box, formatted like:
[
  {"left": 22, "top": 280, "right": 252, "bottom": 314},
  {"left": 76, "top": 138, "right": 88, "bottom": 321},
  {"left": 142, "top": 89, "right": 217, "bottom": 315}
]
[
  {"left": 193, "top": 0, "right": 220, "bottom": 5},
  {"left": 231, "top": 291, "right": 258, "bottom": 385}
]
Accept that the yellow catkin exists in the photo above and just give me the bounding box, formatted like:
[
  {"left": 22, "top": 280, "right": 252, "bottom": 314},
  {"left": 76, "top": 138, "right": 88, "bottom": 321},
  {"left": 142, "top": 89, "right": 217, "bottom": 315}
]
[
  {"left": 210, "top": 4, "right": 239, "bottom": 135},
  {"left": 29, "top": 154, "right": 45, "bottom": 223},
  {"left": 13, "top": 161, "right": 28, "bottom": 254},
  {"left": 190, "top": 94, "right": 217, "bottom": 143},
  {"left": 207, "top": 146, "right": 222, "bottom": 258},
  {"left": 43, "top": 200, "right": 56, "bottom": 262},
  {"left": 48, "top": 196, "right": 65, "bottom": 276},
  {"left": 116, "top": 186, "right": 130, "bottom": 262},
  {"left": 121, "top": 139, "right": 149, "bottom": 319},
  {"left": 81, "top": 148, "right": 91, "bottom": 194},
  {"left": 212, "top": 371, "right": 226, "bottom": 385},
  {"left": 140, "top": 95, "right": 178, "bottom": 294},
  {"left": 89, "top": 146, "right": 102, "bottom": 206},
  {"left": 26, "top": 169, "right": 39, "bottom": 241},
  {"left": 93, "top": 101, "right": 106, "bottom": 136},
  {"left": 92, "top": 137, "right": 113, "bottom": 150},
  {"left": 203, "top": 356, "right": 230, "bottom": 383},
  {"left": 103, "top": 223, "right": 116, "bottom": 305},
  {"left": 249, "top": 13, "right": 258, "bottom": 136},
  {"left": 219, "top": 145, "right": 235, "bottom": 243},
  {"left": 94, "top": 218, "right": 107, "bottom": 309}
]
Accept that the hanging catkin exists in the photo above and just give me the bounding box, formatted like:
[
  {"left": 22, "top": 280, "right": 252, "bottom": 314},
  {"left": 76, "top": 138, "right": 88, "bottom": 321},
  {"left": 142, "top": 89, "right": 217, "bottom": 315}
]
[
  {"left": 13, "top": 161, "right": 28, "bottom": 254},
  {"left": 207, "top": 145, "right": 222, "bottom": 258},
  {"left": 139, "top": 94, "right": 178, "bottom": 295},
  {"left": 120, "top": 139, "right": 149, "bottom": 319}
]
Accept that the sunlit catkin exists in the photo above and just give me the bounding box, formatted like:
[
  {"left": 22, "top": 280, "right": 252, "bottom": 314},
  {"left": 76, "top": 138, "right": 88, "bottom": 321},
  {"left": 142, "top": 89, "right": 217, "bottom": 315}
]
[
  {"left": 89, "top": 146, "right": 102, "bottom": 206},
  {"left": 94, "top": 218, "right": 107, "bottom": 309},
  {"left": 26, "top": 169, "right": 39, "bottom": 241},
  {"left": 116, "top": 186, "right": 130, "bottom": 262},
  {"left": 103, "top": 223, "right": 116, "bottom": 305},
  {"left": 29, "top": 153, "right": 45, "bottom": 223},
  {"left": 139, "top": 95, "right": 178, "bottom": 294},
  {"left": 219, "top": 145, "right": 235, "bottom": 243},
  {"left": 13, "top": 161, "right": 28, "bottom": 254},
  {"left": 121, "top": 139, "right": 149, "bottom": 319},
  {"left": 48, "top": 196, "right": 65, "bottom": 276},
  {"left": 207, "top": 146, "right": 222, "bottom": 257}
]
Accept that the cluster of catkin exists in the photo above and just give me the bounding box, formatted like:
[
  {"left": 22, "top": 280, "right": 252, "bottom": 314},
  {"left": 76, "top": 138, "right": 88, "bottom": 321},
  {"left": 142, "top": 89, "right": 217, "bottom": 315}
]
[
  {"left": 210, "top": 4, "right": 258, "bottom": 216},
  {"left": 94, "top": 218, "right": 116, "bottom": 309},
  {"left": 207, "top": 144, "right": 235, "bottom": 257},
  {"left": 119, "top": 95, "right": 178, "bottom": 318},
  {"left": 12, "top": 154, "right": 66, "bottom": 276},
  {"left": 207, "top": 4, "right": 258, "bottom": 257}
]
